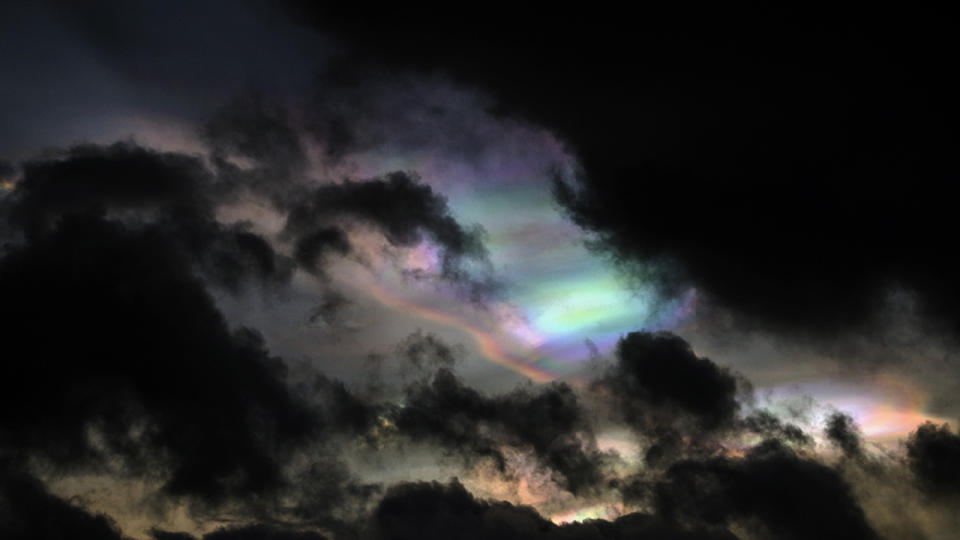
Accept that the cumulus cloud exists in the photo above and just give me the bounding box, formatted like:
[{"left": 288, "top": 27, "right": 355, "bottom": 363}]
[
  {"left": 655, "top": 440, "right": 880, "bottom": 540},
  {"left": 390, "top": 367, "right": 612, "bottom": 494},
  {"left": 281, "top": 171, "right": 496, "bottom": 300},
  {"left": 826, "top": 412, "right": 865, "bottom": 460},
  {"left": 0, "top": 215, "right": 319, "bottom": 503},
  {"left": 906, "top": 422, "right": 960, "bottom": 497},
  {"left": 0, "top": 124, "right": 497, "bottom": 529},
  {"left": 590, "top": 332, "right": 747, "bottom": 468},
  {"left": 6, "top": 143, "right": 293, "bottom": 291},
  {"left": 0, "top": 316, "right": 946, "bottom": 539}
]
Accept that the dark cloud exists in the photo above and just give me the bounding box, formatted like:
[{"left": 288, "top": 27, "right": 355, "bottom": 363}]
[
  {"left": 6, "top": 142, "right": 293, "bottom": 290},
  {"left": 282, "top": 171, "right": 496, "bottom": 300},
  {"left": 595, "top": 332, "right": 742, "bottom": 434},
  {"left": 0, "top": 215, "right": 318, "bottom": 503},
  {"left": 0, "top": 138, "right": 499, "bottom": 525},
  {"left": 741, "top": 410, "right": 812, "bottom": 447},
  {"left": 309, "top": 374, "right": 378, "bottom": 437},
  {"left": 201, "top": 93, "right": 497, "bottom": 295},
  {"left": 9, "top": 143, "right": 209, "bottom": 235},
  {"left": 151, "top": 532, "right": 198, "bottom": 540},
  {"left": 825, "top": 412, "right": 864, "bottom": 459},
  {"left": 0, "top": 201, "right": 379, "bottom": 529},
  {"left": 655, "top": 441, "right": 880, "bottom": 540},
  {"left": 293, "top": 227, "right": 351, "bottom": 275},
  {"left": 906, "top": 422, "right": 960, "bottom": 496},
  {"left": 291, "top": 5, "right": 960, "bottom": 337},
  {"left": 152, "top": 525, "right": 327, "bottom": 540},
  {"left": 196, "top": 91, "right": 499, "bottom": 298},
  {"left": 0, "top": 159, "right": 14, "bottom": 179},
  {"left": 393, "top": 368, "right": 610, "bottom": 494},
  {"left": 369, "top": 479, "right": 735, "bottom": 540},
  {"left": 6, "top": 133, "right": 496, "bottom": 297},
  {"left": 204, "top": 93, "right": 309, "bottom": 194},
  {"left": 0, "top": 101, "right": 505, "bottom": 523},
  {"left": 395, "top": 330, "right": 462, "bottom": 372},
  {"left": 0, "top": 465, "right": 130, "bottom": 540}
]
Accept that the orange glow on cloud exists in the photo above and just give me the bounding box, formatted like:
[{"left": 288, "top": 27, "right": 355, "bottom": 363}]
[
  {"left": 551, "top": 502, "right": 623, "bottom": 524},
  {"left": 763, "top": 372, "right": 955, "bottom": 443},
  {"left": 364, "top": 277, "right": 554, "bottom": 382}
]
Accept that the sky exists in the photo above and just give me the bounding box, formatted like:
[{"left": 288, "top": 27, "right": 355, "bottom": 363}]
[{"left": 1, "top": 3, "right": 960, "bottom": 539}]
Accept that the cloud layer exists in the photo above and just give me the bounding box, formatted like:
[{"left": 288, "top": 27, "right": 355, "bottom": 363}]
[{"left": 3, "top": 5, "right": 959, "bottom": 539}]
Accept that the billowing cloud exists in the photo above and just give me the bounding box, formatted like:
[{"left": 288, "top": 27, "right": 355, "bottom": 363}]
[
  {"left": 0, "top": 466, "right": 130, "bottom": 540},
  {"left": 906, "top": 422, "right": 960, "bottom": 497},
  {"left": 655, "top": 441, "right": 880, "bottom": 540},
  {"left": 391, "top": 367, "right": 611, "bottom": 494},
  {"left": 6, "top": 143, "right": 292, "bottom": 291},
  {"left": 0, "top": 136, "right": 496, "bottom": 521},
  {"left": 0, "top": 215, "right": 319, "bottom": 503},
  {"left": 282, "top": 171, "right": 495, "bottom": 300},
  {"left": 368, "top": 479, "right": 736, "bottom": 540},
  {"left": 826, "top": 412, "right": 865, "bottom": 459},
  {"left": 152, "top": 525, "right": 327, "bottom": 540},
  {"left": 596, "top": 332, "right": 742, "bottom": 434}
]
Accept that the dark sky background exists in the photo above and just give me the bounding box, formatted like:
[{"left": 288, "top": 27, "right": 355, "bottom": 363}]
[{"left": 2, "top": 3, "right": 960, "bottom": 539}]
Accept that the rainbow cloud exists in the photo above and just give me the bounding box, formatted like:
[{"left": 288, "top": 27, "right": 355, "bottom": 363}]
[
  {"left": 352, "top": 235, "right": 697, "bottom": 381},
  {"left": 761, "top": 373, "right": 956, "bottom": 443}
]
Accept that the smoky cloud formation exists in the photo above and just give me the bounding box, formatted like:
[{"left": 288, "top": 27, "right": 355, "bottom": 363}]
[
  {"left": 2, "top": 138, "right": 493, "bottom": 297},
  {"left": 204, "top": 93, "right": 310, "bottom": 187},
  {"left": 741, "top": 410, "right": 812, "bottom": 448},
  {"left": 0, "top": 133, "right": 949, "bottom": 537},
  {"left": 597, "top": 332, "right": 741, "bottom": 434},
  {"left": 826, "top": 412, "right": 865, "bottom": 459},
  {"left": 0, "top": 215, "right": 319, "bottom": 503},
  {"left": 368, "top": 479, "right": 736, "bottom": 540},
  {"left": 6, "top": 143, "right": 293, "bottom": 291},
  {"left": 0, "top": 99, "right": 498, "bottom": 530},
  {"left": 0, "top": 465, "right": 130, "bottom": 540},
  {"left": 396, "top": 330, "right": 462, "bottom": 372},
  {"left": 656, "top": 441, "right": 880, "bottom": 540},
  {"left": 151, "top": 525, "right": 327, "bottom": 540},
  {"left": 392, "top": 368, "right": 610, "bottom": 494},
  {"left": 282, "top": 171, "right": 495, "bottom": 299},
  {"left": 0, "top": 259, "right": 949, "bottom": 540},
  {"left": 292, "top": 5, "right": 960, "bottom": 338},
  {"left": 906, "top": 422, "right": 960, "bottom": 497}
]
